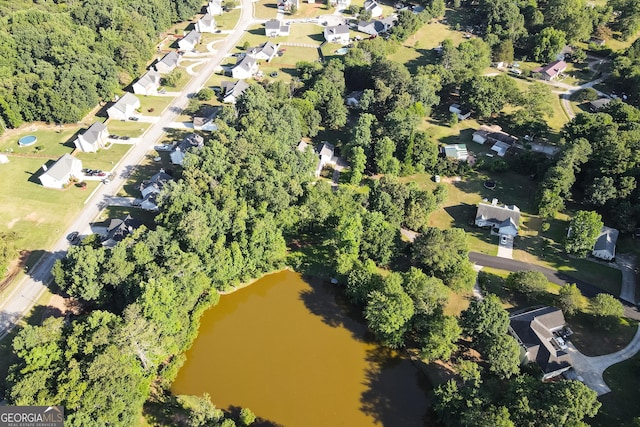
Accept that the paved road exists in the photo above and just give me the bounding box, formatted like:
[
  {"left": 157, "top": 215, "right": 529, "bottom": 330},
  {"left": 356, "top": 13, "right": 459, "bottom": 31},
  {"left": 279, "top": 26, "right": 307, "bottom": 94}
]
[
  {"left": 0, "top": 0, "right": 256, "bottom": 340},
  {"left": 469, "top": 252, "right": 640, "bottom": 321}
]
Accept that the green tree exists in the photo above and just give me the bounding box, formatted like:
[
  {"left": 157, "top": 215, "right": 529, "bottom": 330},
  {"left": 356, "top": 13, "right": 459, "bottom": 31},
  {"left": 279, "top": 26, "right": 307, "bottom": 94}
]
[
  {"left": 196, "top": 87, "right": 215, "bottom": 101},
  {"left": 349, "top": 146, "right": 366, "bottom": 185},
  {"left": 544, "top": 0, "right": 594, "bottom": 42},
  {"left": 484, "top": 334, "right": 521, "bottom": 379},
  {"left": 419, "top": 313, "right": 462, "bottom": 362},
  {"left": 494, "top": 39, "right": 514, "bottom": 63},
  {"left": 590, "top": 293, "right": 624, "bottom": 328},
  {"left": 239, "top": 408, "right": 256, "bottom": 426},
  {"left": 332, "top": 212, "right": 363, "bottom": 275},
  {"left": 374, "top": 136, "right": 400, "bottom": 175},
  {"left": 460, "top": 294, "right": 510, "bottom": 343},
  {"left": 557, "top": 283, "right": 584, "bottom": 315},
  {"left": 585, "top": 176, "right": 617, "bottom": 206},
  {"left": 532, "top": 27, "right": 567, "bottom": 62},
  {"left": 564, "top": 210, "right": 603, "bottom": 257},
  {"left": 161, "top": 69, "right": 183, "bottom": 87},
  {"left": 506, "top": 270, "right": 548, "bottom": 301},
  {"left": 403, "top": 267, "right": 449, "bottom": 316}
]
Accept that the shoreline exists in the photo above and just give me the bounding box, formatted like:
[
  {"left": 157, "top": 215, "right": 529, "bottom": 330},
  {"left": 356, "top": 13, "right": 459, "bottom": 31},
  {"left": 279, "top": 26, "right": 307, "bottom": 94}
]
[{"left": 217, "top": 266, "right": 294, "bottom": 295}]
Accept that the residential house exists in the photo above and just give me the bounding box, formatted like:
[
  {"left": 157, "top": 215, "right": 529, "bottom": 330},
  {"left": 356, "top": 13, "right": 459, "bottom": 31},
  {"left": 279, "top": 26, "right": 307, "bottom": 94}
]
[
  {"left": 297, "top": 140, "right": 310, "bottom": 152},
  {"left": 363, "top": 0, "right": 383, "bottom": 17},
  {"left": 475, "top": 199, "right": 520, "bottom": 238},
  {"left": 140, "top": 193, "right": 160, "bottom": 211},
  {"left": 449, "top": 103, "right": 471, "bottom": 120},
  {"left": 195, "top": 13, "right": 217, "bottom": 33},
  {"left": 443, "top": 144, "right": 469, "bottom": 161},
  {"left": 472, "top": 125, "right": 517, "bottom": 157},
  {"left": 592, "top": 226, "right": 619, "bottom": 261},
  {"left": 132, "top": 70, "right": 161, "bottom": 96},
  {"left": 509, "top": 307, "right": 573, "bottom": 380},
  {"left": 533, "top": 60, "right": 567, "bottom": 81},
  {"left": 231, "top": 55, "right": 258, "bottom": 80},
  {"left": 247, "top": 41, "right": 279, "bottom": 62},
  {"left": 38, "top": 154, "right": 83, "bottom": 189},
  {"left": 589, "top": 98, "right": 611, "bottom": 112},
  {"left": 315, "top": 141, "right": 335, "bottom": 177},
  {"left": 208, "top": 0, "right": 223, "bottom": 15},
  {"left": 346, "top": 90, "right": 364, "bottom": 108},
  {"left": 193, "top": 116, "right": 218, "bottom": 131},
  {"left": 140, "top": 169, "right": 173, "bottom": 198},
  {"left": 265, "top": 19, "right": 290, "bottom": 37},
  {"left": 103, "top": 214, "right": 141, "bottom": 246},
  {"left": 357, "top": 16, "right": 396, "bottom": 36},
  {"left": 324, "top": 24, "right": 350, "bottom": 45},
  {"left": 330, "top": 0, "right": 351, "bottom": 8},
  {"left": 178, "top": 31, "right": 201, "bottom": 51},
  {"left": 154, "top": 51, "right": 180, "bottom": 74},
  {"left": 74, "top": 122, "right": 108, "bottom": 153},
  {"left": 221, "top": 80, "right": 250, "bottom": 103},
  {"left": 170, "top": 133, "right": 205, "bottom": 165},
  {"left": 107, "top": 93, "right": 140, "bottom": 121},
  {"left": 278, "top": 0, "right": 299, "bottom": 11}
]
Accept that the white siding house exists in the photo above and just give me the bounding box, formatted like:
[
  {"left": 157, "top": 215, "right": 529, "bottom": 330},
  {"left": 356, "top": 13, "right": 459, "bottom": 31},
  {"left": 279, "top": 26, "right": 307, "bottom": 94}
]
[
  {"left": 324, "top": 24, "right": 350, "bottom": 45},
  {"left": 39, "top": 154, "right": 83, "bottom": 189},
  {"left": 178, "top": 31, "right": 201, "bottom": 51},
  {"left": 132, "top": 70, "right": 161, "bottom": 95},
  {"left": 74, "top": 122, "right": 109, "bottom": 153},
  {"left": 154, "top": 51, "right": 180, "bottom": 74},
  {"left": 592, "top": 226, "right": 619, "bottom": 261},
  {"left": 195, "top": 13, "right": 217, "bottom": 33},
  {"left": 107, "top": 93, "right": 140, "bottom": 121}
]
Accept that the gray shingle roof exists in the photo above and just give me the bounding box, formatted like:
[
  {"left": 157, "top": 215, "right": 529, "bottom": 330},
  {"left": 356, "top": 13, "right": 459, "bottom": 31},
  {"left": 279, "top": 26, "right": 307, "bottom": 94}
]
[
  {"left": 476, "top": 202, "right": 520, "bottom": 225},
  {"left": 265, "top": 19, "right": 281, "bottom": 30},
  {"left": 81, "top": 122, "right": 107, "bottom": 145},
  {"left": 157, "top": 51, "right": 179, "bottom": 69},
  {"left": 221, "top": 80, "right": 249, "bottom": 98},
  {"left": 44, "top": 154, "right": 82, "bottom": 182},
  {"left": 248, "top": 41, "right": 277, "bottom": 59},
  {"left": 112, "top": 93, "right": 140, "bottom": 114},
  {"left": 234, "top": 55, "right": 256, "bottom": 72},
  {"left": 594, "top": 226, "right": 619, "bottom": 253},
  {"left": 326, "top": 24, "right": 350, "bottom": 35}
]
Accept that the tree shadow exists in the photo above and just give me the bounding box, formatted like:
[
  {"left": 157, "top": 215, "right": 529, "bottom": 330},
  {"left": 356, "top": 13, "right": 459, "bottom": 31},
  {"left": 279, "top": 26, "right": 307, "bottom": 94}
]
[
  {"left": 402, "top": 48, "right": 438, "bottom": 73},
  {"left": 248, "top": 28, "right": 264, "bottom": 36},
  {"left": 226, "top": 405, "right": 285, "bottom": 427},
  {"left": 359, "top": 347, "right": 432, "bottom": 426}
]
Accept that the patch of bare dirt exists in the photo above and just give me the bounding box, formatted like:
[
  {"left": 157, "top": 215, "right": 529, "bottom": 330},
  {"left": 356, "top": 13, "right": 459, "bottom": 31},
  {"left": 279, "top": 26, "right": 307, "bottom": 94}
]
[{"left": 6, "top": 218, "right": 19, "bottom": 229}]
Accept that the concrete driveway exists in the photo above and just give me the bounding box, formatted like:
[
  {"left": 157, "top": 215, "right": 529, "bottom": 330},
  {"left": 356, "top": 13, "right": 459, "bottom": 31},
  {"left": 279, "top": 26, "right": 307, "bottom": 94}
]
[
  {"left": 497, "top": 235, "right": 513, "bottom": 259},
  {"left": 568, "top": 324, "right": 640, "bottom": 395}
]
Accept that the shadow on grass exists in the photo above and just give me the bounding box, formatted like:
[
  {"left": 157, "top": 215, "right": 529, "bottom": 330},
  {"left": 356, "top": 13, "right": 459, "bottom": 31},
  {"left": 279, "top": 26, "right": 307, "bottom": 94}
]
[
  {"left": 402, "top": 48, "right": 438, "bottom": 73},
  {"left": 248, "top": 27, "right": 264, "bottom": 36}
]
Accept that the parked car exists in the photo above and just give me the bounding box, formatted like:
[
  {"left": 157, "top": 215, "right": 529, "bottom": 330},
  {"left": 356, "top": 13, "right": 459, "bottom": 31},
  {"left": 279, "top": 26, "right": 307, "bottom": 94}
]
[
  {"left": 128, "top": 116, "right": 139, "bottom": 121},
  {"left": 109, "top": 134, "right": 120, "bottom": 139},
  {"left": 67, "top": 231, "right": 79, "bottom": 243},
  {"left": 120, "top": 136, "right": 130, "bottom": 140}
]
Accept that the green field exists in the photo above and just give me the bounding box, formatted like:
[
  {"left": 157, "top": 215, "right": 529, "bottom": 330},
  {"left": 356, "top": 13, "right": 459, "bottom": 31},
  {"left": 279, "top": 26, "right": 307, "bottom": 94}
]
[
  {"left": 105, "top": 121, "right": 151, "bottom": 138},
  {"left": 216, "top": 8, "right": 241, "bottom": 29},
  {"left": 74, "top": 143, "right": 132, "bottom": 172},
  {"left": 0, "top": 126, "right": 82, "bottom": 159},
  {"left": 137, "top": 96, "right": 175, "bottom": 116},
  {"left": 595, "top": 349, "right": 640, "bottom": 427},
  {"left": 254, "top": 0, "right": 279, "bottom": 19}
]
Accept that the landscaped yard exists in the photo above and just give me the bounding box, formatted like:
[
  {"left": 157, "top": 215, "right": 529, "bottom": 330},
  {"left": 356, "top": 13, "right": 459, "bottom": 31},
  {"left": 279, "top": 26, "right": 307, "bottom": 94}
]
[
  {"left": 104, "top": 121, "right": 151, "bottom": 138},
  {"left": 569, "top": 313, "right": 637, "bottom": 356},
  {"left": 0, "top": 125, "right": 81, "bottom": 159},
  {"left": 216, "top": 8, "right": 241, "bottom": 30},
  {"left": 162, "top": 67, "right": 193, "bottom": 91},
  {"left": 137, "top": 96, "right": 175, "bottom": 116},
  {"left": 74, "top": 143, "right": 132, "bottom": 172}
]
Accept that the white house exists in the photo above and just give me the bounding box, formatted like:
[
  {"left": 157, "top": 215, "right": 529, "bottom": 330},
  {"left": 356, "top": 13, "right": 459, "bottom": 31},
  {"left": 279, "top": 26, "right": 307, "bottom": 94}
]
[
  {"left": 475, "top": 199, "right": 520, "bottom": 238},
  {"left": 231, "top": 56, "right": 258, "bottom": 80},
  {"left": 278, "top": 0, "right": 299, "bottom": 12},
  {"left": 107, "top": 93, "right": 140, "bottom": 121},
  {"left": 315, "top": 141, "right": 335, "bottom": 177},
  {"left": 363, "top": 0, "right": 383, "bottom": 17},
  {"left": 324, "top": 24, "right": 350, "bottom": 45},
  {"left": 178, "top": 31, "right": 201, "bottom": 51},
  {"left": 132, "top": 70, "right": 161, "bottom": 96},
  {"left": 170, "top": 133, "right": 205, "bottom": 166},
  {"left": 449, "top": 103, "right": 471, "bottom": 120},
  {"left": 193, "top": 117, "right": 218, "bottom": 131},
  {"left": 472, "top": 125, "right": 517, "bottom": 157},
  {"left": 443, "top": 144, "right": 469, "bottom": 161},
  {"left": 154, "top": 51, "right": 180, "bottom": 74},
  {"left": 330, "top": 0, "right": 351, "bottom": 8},
  {"left": 38, "top": 154, "right": 83, "bottom": 189},
  {"left": 592, "top": 226, "right": 619, "bottom": 261},
  {"left": 74, "top": 122, "right": 109, "bottom": 153},
  {"left": 247, "top": 41, "right": 279, "bottom": 62},
  {"left": 195, "top": 13, "right": 217, "bottom": 33},
  {"left": 140, "top": 169, "right": 173, "bottom": 198},
  {"left": 208, "top": 0, "right": 223, "bottom": 15},
  {"left": 265, "top": 19, "right": 290, "bottom": 37},
  {"left": 221, "top": 80, "right": 250, "bottom": 104}
]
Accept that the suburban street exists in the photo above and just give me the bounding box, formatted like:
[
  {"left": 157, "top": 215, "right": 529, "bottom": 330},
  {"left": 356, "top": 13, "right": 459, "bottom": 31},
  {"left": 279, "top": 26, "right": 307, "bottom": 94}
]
[{"left": 0, "top": 0, "right": 256, "bottom": 340}]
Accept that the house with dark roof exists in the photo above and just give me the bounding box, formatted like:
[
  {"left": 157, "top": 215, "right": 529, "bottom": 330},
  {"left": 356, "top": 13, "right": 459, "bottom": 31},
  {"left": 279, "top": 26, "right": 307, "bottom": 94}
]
[
  {"left": 265, "top": 19, "right": 290, "bottom": 37},
  {"left": 39, "top": 154, "right": 83, "bottom": 189},
  {"left": 178, "top": 31, "right": 202, "bottom": 51},
  {"left": 357, "top": 16, "right": 397, "bottom": 36},
  {"left": 589, "top": 98, "right": 611, "bottom": 112},
  {"left": 133, "top": 70, "right": 161, "bottom": 96},
  {"left": 364, "top": 0, "right": 383, "bottom": 17},
  {"left": 449, "top": 103, "right": 471, "bottom": 120},
  {"left": 324, "top": 24, "right": 350, "bottom": 45},
  {"left": 140, "top": 193, "right": 160, "bottom": 211},
  {"left": 247, "top": 41, "right": 279, "bottom": 62},
  {"left": 592, "top": 226, "right": 619, "bottom": 261},
  {"left": 140, "top": 169, "right": 173, "bottom": 199},
  {"left": 103, "top": 214, "right": 142, "bottom": 246},
  {"left": 154, "top": 51, "right": 180, "bottom": 74},
  {"left": 221, "top": 80, "right": 250, "bottom": 104},
  {"left": 74, "top": 122, "right": 108, "bottom": 153},
  {"left": 475, "top": 199, "right": 520, "bottom": 237},
  {"left": 509, "top": 307, "right": 573, "bottom": 380},
  {"left": 195, "top": 13, "right": 217, "bottom": 33},
  {"left": 231, "top": 55, "right": 258, "bottom": 79},
  {"left": 533, "top": 60, "right": 567, "bottom": 81},
  {"left": 170, "top": 133, "right": 204, "bottom": 165},
  {"left": 107, "top": 93, "right": 140, "bottom": 121}
]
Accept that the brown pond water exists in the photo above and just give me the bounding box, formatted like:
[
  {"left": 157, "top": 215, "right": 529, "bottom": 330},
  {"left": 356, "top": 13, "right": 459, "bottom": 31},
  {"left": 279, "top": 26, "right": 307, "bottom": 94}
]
[{"left": 171, "top": 269, "right": 430, "bottom": 426}]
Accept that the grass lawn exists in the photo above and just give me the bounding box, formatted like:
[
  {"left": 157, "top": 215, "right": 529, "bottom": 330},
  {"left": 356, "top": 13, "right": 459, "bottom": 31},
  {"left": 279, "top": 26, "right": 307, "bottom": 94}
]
[
  {"left": 74, "top": 143, "right": 132, "bottom": 172},
  {"left": 0, "top": 157, "right": 100, "bottom": 255},
  {"left": 105, "top": 121, "right": 151, "bottom": 138},
  {"left": 594, "top": 350, "right": 640, "bottom": 427},
  {"left": 162, "top": 67, "right": 193, "bottom": 92},
  {"left": 294, "top": 2, "right": 330, "bottom": 18},
  {"left": 444, "top": 289, "right": 472, "bottom": 316},
  {"left": 260, "top": 46, "right": 320, "bottom": 81},
  {"left": 137, "top": 96, "right": 175, "bottom": 116},
  {"left": 0, "top": 126, "right": 80, "bottom": 159},
  {"left": 286, "top": 23, "right": 325, "bottom": 46},
  {"left": 117, "top": 152, "right": 173, "bottom": 198},
  {"left": 254, "top": 0, "right": 278, "bottom": 19},
  {"left": 216, "top": 8, "right": 241, "bottom": 30},
  {"left": 569, "top": 313, "right": 637, "bottom": 356}
]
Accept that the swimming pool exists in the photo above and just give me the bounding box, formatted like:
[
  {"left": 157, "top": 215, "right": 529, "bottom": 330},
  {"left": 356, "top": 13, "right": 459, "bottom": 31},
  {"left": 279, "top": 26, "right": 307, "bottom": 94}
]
[{"left": 18, "top": 135, "right": 37, "bottom": 147}]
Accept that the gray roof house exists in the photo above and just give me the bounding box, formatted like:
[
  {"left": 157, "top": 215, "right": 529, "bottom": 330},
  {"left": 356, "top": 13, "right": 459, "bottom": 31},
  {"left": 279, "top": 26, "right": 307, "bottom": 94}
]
[
  {"left": 132, "top": 70, "right": 161, "bottom": 96},
  {"left": 265, "top": 19, "right": 290, "bottom": 37},
  {"left": 509, "top": 307, "right": 573, "bottom": 380},
  {"left": 74, "top": 122, "right": 108, "bottom": 153},
  {"left": 475, "top": 199, "right": 520, "bottom": 237},
  {"left": 247, "top": 41, "right": 279, "bottom": 62},
  {"left": 140, "top": 169, "right": 173, "bottom": 199},
  {"left": 363, "top": 0, "right": 382, "bottom": 17},
  {"left": 39, "top": 154, "right": 83, "bottom": 189},
  {"left": 324, "top": 24, "right": 350, "bottom": 45},
  {"left": 315, "top": 141, "right": 335, "bottom": 177},
  {"left": 170, "top": 133, "right": 205, "bottom": 165},
  {"left": 208, "top": 0, "right": 223, "bottom": 15},
  {"left": 472, "top": 125, "right": 518, "bottom": 157},
  {"left": 221, "top": 80, "right": 250, "bottom": 104},
  {"left": 231, "top": 55, "right": 258, "bottom": 80},
  {"left": 195, "top": 13, "right": 217, "bottom": 33},
  {"left": 107, "top": 93, "right": 140, "bottom": 121},
  {"left": 443, "top": 144, "right": 468, "bottom": 161},
  {"left": 103, "top": 214, "right": 142, "bottom": 246},
  {"left": 589, "top": 98, "right": 611, "bottom": 112},
  {"left": 178, "top": 30, "right": 201, "bottom": 51},
  {"left": 592, "top": 226, "right": 619, "bottom": 261},
  {"left": 154, "top": 51, "right": 180, "bottom": 74}
]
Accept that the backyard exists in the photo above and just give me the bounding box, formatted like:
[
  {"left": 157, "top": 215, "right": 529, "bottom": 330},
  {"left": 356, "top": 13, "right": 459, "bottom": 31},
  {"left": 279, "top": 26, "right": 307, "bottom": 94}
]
[{"left": 74, "top": 143, "right": 132, "bottom": 172}]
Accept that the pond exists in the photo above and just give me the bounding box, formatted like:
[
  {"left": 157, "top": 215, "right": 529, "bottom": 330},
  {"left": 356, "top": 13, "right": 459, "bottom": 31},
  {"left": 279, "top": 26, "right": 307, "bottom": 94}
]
[{"left": 171, "top": 270, "right": 430, "bottom": 426}]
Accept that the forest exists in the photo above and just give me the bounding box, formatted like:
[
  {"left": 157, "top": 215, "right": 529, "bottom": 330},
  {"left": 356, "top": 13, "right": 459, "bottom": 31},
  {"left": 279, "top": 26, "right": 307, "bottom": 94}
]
[{"left": 0, "top": 0, "right": 202, "bottom": 131}]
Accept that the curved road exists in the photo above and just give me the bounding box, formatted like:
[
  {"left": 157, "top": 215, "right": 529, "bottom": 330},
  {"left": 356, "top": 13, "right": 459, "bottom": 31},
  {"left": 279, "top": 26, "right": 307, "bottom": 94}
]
[
  {"left": 0, "top": 0, "right": 256, "bottom": 340},
  {"left": 469, "top": 252, "right": 640, "bottom": 321}
]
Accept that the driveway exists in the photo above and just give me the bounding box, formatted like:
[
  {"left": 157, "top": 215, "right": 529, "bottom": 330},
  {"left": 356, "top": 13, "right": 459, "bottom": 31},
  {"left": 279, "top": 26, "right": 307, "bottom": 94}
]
[
  {"left": 568, "top": 324, "right": 640, "bottom": 395},
  {"left": 496, "top": 235, "right": 513, "bottom": 259}
]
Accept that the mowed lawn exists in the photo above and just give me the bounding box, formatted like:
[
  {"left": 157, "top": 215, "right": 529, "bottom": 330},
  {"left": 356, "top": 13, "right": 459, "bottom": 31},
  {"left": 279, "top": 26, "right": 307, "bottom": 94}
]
[
  {"left": 216, "top": 8, "right": 241, "bottom": 29},
  {"left": 105, "top": 121, "right": 151, "bottom": 138},
  {"left": 74, "top": 143, "right": 132, "bottom": 172},
  {"left": 0, "top": 157, "right": 100, "bottom": 253},
  {"left": 137, "top": 96, "right": 175, "bottom": 116},
  {"left": 0, "top": 126, "right": 80, "bottom": 159},
  {"left": 594, "top": 350, "right": 640, "bottom": 427}
]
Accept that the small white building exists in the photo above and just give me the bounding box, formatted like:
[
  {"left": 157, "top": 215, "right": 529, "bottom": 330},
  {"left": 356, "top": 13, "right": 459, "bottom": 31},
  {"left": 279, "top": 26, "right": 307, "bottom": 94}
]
[
  {"left": 132, "top": 70, "right": 161, "bottom": 96},
  {"left": 107, "top": 93, "right": 140, "bottom": 121},
  {"left": 0, "top": 154, "right": 8, "bottom": 164},
  {"left": 363, "top": 0, "right": 383, "bottom": 17},
  {"left": 208, "top": 0, "right": 223, "bottom": 15},
  {"left": 231, "top": 56, "right": 258, "bottom": 80},
  {"left": 449, "top": 103, "right": 471, "bottom": 120},
  {"left": 221, "top": 80, "right": 250, "bottom": 104},
  {"left": 265, "top": 19, "right": 290, "bottom": 37},
  {"left": 74, "top": 122, "right": 109, "bottom": 153},
  {"left": 195, "top": 13, "right": 217, "bottom": 33},
  {"left": 443, "top": 144, "right": 468, "bottom": 161},
  {"left": 330, "top": 0, "right": 351, "bottom": 8},
  {"left": 178, "top": 31, "right": 201, "bottom": 51},
  {"left": 154, "top": 51, "right": 180, "bottom": 74},
  {"left": 315, "top": 141, "right": 335, "bottom": 177},
  {"left": 324, "top": 24, "right": 350, "bottom": 45},
  {"left": 38, "top": 154, "right": 83, "bottom": 189},
  {"left": 592, "top": 226, "right": 619, "bottom": 261},
  {"left": 247, "top": 41, "right": 279, "bottom": 62},
  {"left": 472, "top": 125, "right": 517, "bottom": 157}
]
